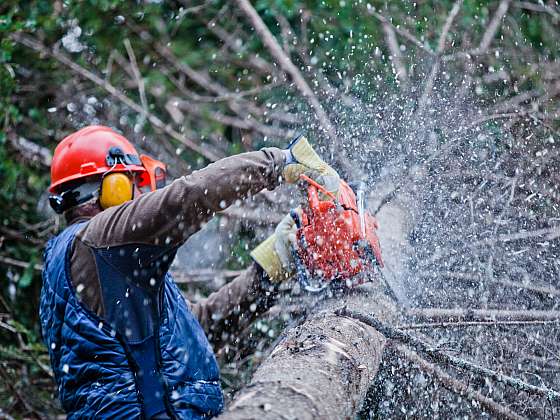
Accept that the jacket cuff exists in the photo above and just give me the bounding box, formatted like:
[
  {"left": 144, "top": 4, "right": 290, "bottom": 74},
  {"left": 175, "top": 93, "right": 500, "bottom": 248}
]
[
  {"left": 261, "top": 147, "right": 288, "bottom": 186},
  {"left": 252, "top": 262, "right": 280, "bottom": 310}
]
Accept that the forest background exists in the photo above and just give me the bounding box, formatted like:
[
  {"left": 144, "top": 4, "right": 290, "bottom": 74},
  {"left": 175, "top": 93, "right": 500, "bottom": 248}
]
[{"left": 1, "top": 0, "right": 560, "bottom": 418}]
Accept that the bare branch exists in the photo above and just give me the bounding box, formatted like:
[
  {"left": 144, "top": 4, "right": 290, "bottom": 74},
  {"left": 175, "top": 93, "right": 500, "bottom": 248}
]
[
  {"left": 396, "top": 346, "right": 524, "bottom": 420},
  {"left": 441, "top": 47, "right": 501, "bottom": 62},
  {"left": 0, "top": 226, "right": 44, "bottom": 246},
  {"left": 233, "top": 0, "right": 339, "bottom": 146},
  {"left": 8, "top": 134, "right": 52, "bottom": 167},
  {"left": 466, "top": 110, "right": 532, "bottom": 128},
  {"left": 123, "top": 38, "right": 149, "bottom": 124},
  {"left": 514, "top": 1, "right": 560, "bottom": 20},
  {"left": 273, "top": 10, "right": 297, "bottom": 54},
  {"left": 398, "top": 319, "right": 560, "bottom": 330},
  {"left": 11, "top": 32, "right": 223, "bottom": 161},
  {"left": 474, "top": 225, "right": 560, "bottom": 246},
  {"left": 476, "top": 0, "right": 512, "bottom": 53},
  {"left": 368, "top": 10, "right": 436, "bottom": 56},
  {"left": 170, "top": 269, "right": 244, "bottom": 284},
  {"left": 407, "top": 308, "right": 560, "bottom": 322},
  {"left": 382, "top": 22, "right": 408, "bottom": 85},
  {"left": 436, "top": 1, "right": 463, "bottom": 53},
  {"left": 497, "top": 277, "right": 560, "bottom": 298},
  {"left": 0, "top": 256, "right": 43, "bottom": 271},
  {"left": 416, "top": 0, "right": 463, "bottom": 112}
]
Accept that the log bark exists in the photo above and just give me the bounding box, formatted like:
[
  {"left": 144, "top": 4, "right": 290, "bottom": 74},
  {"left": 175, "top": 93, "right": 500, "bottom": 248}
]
[{"left": 217, "top": 287, "right": 396, "bottom": 419}]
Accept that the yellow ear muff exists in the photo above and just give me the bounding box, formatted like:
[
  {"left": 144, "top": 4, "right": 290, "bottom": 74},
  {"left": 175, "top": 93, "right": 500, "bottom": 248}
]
[{"left": 99, "top": 173, "right": 133, "bottom": 209}]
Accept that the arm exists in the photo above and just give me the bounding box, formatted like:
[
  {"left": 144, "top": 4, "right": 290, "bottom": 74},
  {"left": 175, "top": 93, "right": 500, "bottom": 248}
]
[
  {"left": 80, "top": 147, "right": 285, "bottom": 250},
  {"left": 190, "top": 208, "right": 306, "bottom": 349},
  {"left": 190, "top": 263, "right": 279, "bottom": 351}
]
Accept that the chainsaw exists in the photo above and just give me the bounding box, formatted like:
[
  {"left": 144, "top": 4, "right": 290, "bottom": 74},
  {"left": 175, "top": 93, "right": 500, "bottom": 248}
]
[{"left": 292, "top": 174, "right": 384, "bottom": 293}]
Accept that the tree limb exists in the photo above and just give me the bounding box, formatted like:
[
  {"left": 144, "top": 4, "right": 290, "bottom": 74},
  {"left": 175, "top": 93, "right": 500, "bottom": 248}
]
[
  {"left": 382, "top": 22, "right": 408, "bottom": 85},
  {"left": 407, "top": 308, "right": 560, "bottom": 322},
  {"left": 476, "top": 0, "right": 512, "bottom": 54},
  {"left": 398, "top": 319, "right": 560, "bottom": 330},
  {"left": 123, "top": 38, "right": 149, "bottom": 125},
  {"left": 0, "top": 256, "right": 43, "bottom": 272},
  {"left": 233, "top": 0, "right": 339, "bottom": 147},
  {"left": 396, "top": 345, "right": 525, "bottom": 420},
  {"left": 368, "top": 9, "right": 436, "bottom": 56},
  {"left": 7, "top": 134, "right": 52, "bottom": 167},
  {"left": 416, "top": 0, "right": 463, "bottom": 112},
  {"left": 10, "top": 32, "right": 222, "bottom": 161},
  {"left": 170, "top": 269, "right": 244, "bottom": 284},
  {"left": 338, "top": 307, "right": 560, "bottom": 401}
]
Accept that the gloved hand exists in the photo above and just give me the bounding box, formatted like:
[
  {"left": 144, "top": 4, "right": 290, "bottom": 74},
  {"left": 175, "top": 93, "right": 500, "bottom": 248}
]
[
  {"left": 282, "top": 135, "right": 340, "bottom": 194},
  {"left": 250, "top": 209, "right": 302, "bottom": 282}
]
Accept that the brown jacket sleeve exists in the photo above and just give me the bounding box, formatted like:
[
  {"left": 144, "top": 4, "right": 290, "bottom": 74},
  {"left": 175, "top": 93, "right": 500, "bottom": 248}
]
[
  {"left": 79, "top": 147, "right": 285, "bottom": 248},
  {"left": 190, "top": 263, "right": 278, "bottom": 351}
]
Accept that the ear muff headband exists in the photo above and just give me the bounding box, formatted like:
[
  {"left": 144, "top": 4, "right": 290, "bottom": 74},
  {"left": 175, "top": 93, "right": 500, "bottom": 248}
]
[{"left": 99, "top": 172, "right": 133, "bottom": 209}]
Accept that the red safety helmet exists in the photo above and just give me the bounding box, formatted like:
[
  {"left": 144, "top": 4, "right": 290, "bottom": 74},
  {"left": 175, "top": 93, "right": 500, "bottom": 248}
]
[{"left": 49, "top": 125, "right": 148, "bottom": 193}]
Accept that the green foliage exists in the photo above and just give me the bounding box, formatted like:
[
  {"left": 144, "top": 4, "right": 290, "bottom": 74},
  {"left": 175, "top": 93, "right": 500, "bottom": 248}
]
[
  {"left": 0, "top": 0, "right": 558, "bottom": 416},
  {"left": 227, "top": 226, "right": 258, "bottom": 270}
]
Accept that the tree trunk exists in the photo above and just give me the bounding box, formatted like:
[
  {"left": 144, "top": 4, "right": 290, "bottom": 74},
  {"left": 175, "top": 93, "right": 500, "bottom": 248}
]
[{"left": 217, "top": 288, "right": 396, "bottom": 420}]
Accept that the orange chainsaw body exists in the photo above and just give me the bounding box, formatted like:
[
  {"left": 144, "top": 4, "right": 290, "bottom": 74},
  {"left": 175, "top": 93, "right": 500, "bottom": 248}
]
[{"left": 296, "top": 176, "right": 384, "bottom": 288}]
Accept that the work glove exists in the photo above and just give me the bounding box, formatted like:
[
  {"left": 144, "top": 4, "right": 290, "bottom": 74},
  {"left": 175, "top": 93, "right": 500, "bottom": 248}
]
[
  {"left": 282, "top": 135, "right": 340, "bottom": 195},
  {"left": 250, "top": 209, "right": 302, "bottom": 282}
]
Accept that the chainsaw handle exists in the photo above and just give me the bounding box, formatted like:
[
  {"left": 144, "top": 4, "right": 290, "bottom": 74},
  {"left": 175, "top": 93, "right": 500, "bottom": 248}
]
[
  {"left": 290, "top": 208, "right": 302, "bottom": 228},
  {"left": 299, "top": 174, "right": 337, "bottom": 202},
  {"left": 307, "top": 183, "right": 320, "bottom": 213}
]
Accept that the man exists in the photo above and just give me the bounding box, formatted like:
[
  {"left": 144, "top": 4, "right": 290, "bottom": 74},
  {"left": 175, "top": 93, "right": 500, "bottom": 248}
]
[{"left": 40, "top": 125, "right": 338, "bottom": 419}]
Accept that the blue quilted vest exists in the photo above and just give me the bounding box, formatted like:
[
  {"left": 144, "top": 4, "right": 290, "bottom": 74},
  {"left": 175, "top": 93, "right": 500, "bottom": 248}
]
[{"left": 39, "top": 222, "right": 224, "bottom": 419}]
